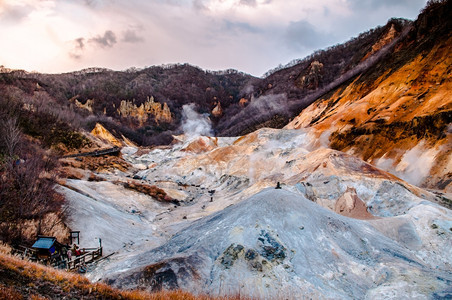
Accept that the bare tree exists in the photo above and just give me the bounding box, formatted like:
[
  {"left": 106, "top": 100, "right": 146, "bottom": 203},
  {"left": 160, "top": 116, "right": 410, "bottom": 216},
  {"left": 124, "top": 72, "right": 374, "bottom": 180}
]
[
  {"left": 0, "top": 152, "right": 64, "bottom": 243},
  {"left": 1, "top": 117, "right": 21, "bottom": 157}
]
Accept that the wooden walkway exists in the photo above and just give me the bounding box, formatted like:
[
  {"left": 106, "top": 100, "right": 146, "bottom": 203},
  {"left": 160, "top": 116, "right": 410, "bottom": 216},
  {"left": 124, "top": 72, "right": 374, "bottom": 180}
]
[
  {"left": 62, "top": 147, "right": 120, "bottom": 158},
  {"left": 14, "top": 246, "right": 103, "bottom": 272}
]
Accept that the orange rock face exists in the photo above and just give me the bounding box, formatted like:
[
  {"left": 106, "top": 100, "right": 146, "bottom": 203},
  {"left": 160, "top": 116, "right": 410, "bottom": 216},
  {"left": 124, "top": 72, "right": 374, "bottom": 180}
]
[
  {"left": 239, "top": 98, "right": 249, "bottom": 107},
  {"left": 211, "top": 102, "right": 223, "bottom": 117},
  {"left": 91, "top": 123, "right": 123, "bottom": 147},
  {"left": 181, "top": 136, "right": 218, "bottom": 154},
  {"left": 361, "top": 24, "right": 398, "bottom": 61},
  {"left": 286, "top": 35, "right": 452, "bottom": 191}
]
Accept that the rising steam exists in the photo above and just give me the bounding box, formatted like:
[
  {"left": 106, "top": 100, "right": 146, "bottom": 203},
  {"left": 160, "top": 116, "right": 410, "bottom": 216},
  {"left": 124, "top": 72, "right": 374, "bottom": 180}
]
[
  {"left": 376, "top": 141, "right": 440, "bottom": 186},
  {"left": 181, "top": 104, "right": 213, "bottom": 138}
]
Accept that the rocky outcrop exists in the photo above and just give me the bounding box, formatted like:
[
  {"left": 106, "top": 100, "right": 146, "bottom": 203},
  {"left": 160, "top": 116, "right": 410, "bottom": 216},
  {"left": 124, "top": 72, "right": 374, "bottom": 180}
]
[
  {"left": 211, "top": 101, "right": 222, "bottom": 117},
  {"left": 239, "top": 98, "right": 248, "bottom": 107},
  {"left": 181, "top": 136, "right": 218, "bottom": 154},
  {"left": 361, "top": 24, "right": 398, "bottom": 61},
  {"left": 122, "top": 181, "right": 174, "bottom": 203},
  {"left": 297, "top": 60, "right": 324, "bottom": 90},
  {"left": 118, "top": 96, "right": 172, "bottom": 126},
  {"left": 90, "top": 123, "right": 123, "bottom": 147},
  {"left": 334, "top": 187, "right": 375, "bottom": 219},
  {"left": 74, "top": 99, "right": 94, "bottom": 112},
  {"left": 60, "top": 155, "right": 131, "bottom": 173}
]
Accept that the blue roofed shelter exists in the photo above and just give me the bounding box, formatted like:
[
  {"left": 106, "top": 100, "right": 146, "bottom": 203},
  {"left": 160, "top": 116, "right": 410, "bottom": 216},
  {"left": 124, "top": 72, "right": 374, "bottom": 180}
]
[{"left": 32, "top": 236, "right": 63, "bottom": 260}]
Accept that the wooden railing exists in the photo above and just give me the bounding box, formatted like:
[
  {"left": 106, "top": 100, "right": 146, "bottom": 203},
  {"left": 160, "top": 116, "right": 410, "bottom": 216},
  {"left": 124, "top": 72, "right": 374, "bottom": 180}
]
[
  {"left": 65, "top": 247, "right": 103, "bottom": 271},
  {"left": 14, "top": 245, "right": 36, "bottom": 259},
  {"left": 13, "top": 245, "right": 103, "bottom": 272}
]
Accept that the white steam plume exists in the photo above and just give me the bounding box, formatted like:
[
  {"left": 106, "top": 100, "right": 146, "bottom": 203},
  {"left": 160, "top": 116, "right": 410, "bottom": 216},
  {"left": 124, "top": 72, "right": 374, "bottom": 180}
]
[
  {"left": 181, "top": 104, "right": 213, "bottom": 138},
  {"left": 376, "top": 141, "right": 440, "bottom": 186}
]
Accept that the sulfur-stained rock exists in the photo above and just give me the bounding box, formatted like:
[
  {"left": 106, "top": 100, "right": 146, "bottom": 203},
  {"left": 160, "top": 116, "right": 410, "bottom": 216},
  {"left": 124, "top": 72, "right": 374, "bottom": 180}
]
[
  {"left": 211, "top": 102, "right": 223, "bottom": 117},
  {"left": 181, "top": 136, "right": 218, "bottom": 154},
  {"left": 285, "top": 34, "right": 452, "bottom": 191},
  {"left": 117, "top": 96, "right": 172, "bottom": 126},
  {"left": 91, "top": 123, "right": 123, "bottom": 147},
  {"left": 361, "top": 24, "right": 398, "bottom": 61},
  {"left": 62, "top": 126, "right": 451, "bottom": 299},
  {"left": 239, "top": 98, "right": 249, "bottom": 107},
  {"left": 74, "top": 99, "right": 94, "bottom": 112}
]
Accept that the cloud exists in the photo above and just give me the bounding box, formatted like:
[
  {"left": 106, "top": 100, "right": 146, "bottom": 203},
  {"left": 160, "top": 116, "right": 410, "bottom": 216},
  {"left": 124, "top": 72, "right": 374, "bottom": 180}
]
[
  {"left": 69, "top": 29, "right": 118, "bottom": 60},
  {"left": 0, "top": 2, "right": 35, "bottom": 24},
  {"left": 347, "top": 0, "right": 426, "bottom": 10},
  {"left": 69, "top": 37, "right": 86, "bottom": 60},
  {"left": 285, "top": 20, "right": 334, "bottom": 51},
  {"left": 122, "top": 29, "right": 144, "bottom": 43},
  {"left": 223, "top": 20, "right": 260, "bottom": 34},
  {"left": 75, "top": 38, "right": 85, "bottom": 50},
  {"left": 89, "top": 30, "right": 117, "bottom": 48},
  {"left": 239, "top": 0, "right": 257, "bottom": 7},
  {"left": 0, "top": 0, "right": 429, "bottom": 76},
  {"left": 193, "top": 0, "right": 208, "bottom": 11},
  {"left": 83, "top": 0, "right": 103, "bottom": 8}
]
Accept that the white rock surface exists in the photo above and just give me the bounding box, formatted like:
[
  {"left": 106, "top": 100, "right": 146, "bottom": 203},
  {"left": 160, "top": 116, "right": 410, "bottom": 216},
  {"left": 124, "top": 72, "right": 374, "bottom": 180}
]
[
  {"left": 60, "top": 128, "right": 452, "bottom": 298},
  {"left": 103, "top": 189, "right": 452, "bottom": 299}
]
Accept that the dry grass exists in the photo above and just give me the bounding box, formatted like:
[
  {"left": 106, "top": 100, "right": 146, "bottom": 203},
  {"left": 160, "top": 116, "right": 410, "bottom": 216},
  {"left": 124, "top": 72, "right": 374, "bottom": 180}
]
[
  {"left": 0, "top": 251, "right": 253, "bottom": 299},
  {"left": 0, "top": 242, "right": 12, "bottom": 255},
  {"left": 20, "top": 216, "right": 70, "bottom": 244},
  {"left": 0, "top": 283, "right": 23, "bottom": 300}
]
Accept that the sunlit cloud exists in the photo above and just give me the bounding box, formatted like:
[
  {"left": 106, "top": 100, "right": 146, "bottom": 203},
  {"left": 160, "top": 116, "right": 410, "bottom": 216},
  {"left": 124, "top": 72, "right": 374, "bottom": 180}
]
[{"left": 0, "top": 0, "right": 428, "bottom": 76}]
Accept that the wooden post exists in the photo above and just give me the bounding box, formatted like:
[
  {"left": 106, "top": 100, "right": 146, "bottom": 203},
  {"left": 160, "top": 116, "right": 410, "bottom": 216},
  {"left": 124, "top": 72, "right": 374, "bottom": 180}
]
[{"left": 69, "top": 231, "right": 80, "bottom": 245}]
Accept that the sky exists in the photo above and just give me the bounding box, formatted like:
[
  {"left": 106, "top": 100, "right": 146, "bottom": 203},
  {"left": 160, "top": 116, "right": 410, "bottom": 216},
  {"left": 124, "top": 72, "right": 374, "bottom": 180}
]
[{"left": 0, "top": 0, "right": 428, "bottom": 77}]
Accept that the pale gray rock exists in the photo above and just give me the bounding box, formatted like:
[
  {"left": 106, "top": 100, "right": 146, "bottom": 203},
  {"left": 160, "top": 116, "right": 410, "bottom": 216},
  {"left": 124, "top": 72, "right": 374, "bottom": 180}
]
[{"left": 104, "top": 189, "right": 452, "bottom": 299}]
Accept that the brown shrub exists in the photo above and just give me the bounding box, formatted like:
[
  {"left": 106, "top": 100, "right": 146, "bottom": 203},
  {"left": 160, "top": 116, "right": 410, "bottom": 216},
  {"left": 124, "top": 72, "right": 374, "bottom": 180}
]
[{"left": 124, "top": 181, "right": 173, "bottom": 203}]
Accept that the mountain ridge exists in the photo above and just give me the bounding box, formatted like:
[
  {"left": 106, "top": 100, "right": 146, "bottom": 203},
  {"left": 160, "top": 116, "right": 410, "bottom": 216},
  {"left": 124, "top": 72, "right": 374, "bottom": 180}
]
[{"left": 0, "top": 10, "right": 429, "bottom": 145}]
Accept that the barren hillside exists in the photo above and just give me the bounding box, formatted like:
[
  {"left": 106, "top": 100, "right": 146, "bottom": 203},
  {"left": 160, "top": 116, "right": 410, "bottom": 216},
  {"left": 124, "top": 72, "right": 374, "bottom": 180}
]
[{"left": 286, "top": 0, "right": 452, "bottom": 192}]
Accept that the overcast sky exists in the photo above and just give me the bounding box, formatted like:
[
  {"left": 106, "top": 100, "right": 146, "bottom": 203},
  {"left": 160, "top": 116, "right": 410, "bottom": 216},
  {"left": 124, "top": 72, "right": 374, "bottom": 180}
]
[{"left": 0, "top": 0, "right": 428, "bottom": 77}]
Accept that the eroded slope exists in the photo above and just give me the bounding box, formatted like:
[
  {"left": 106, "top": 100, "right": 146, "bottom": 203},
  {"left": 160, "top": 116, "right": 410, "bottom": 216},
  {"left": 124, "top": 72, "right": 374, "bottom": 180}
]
[{"left": 286, "top": 2, "right": 452, "bottom": 192}]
